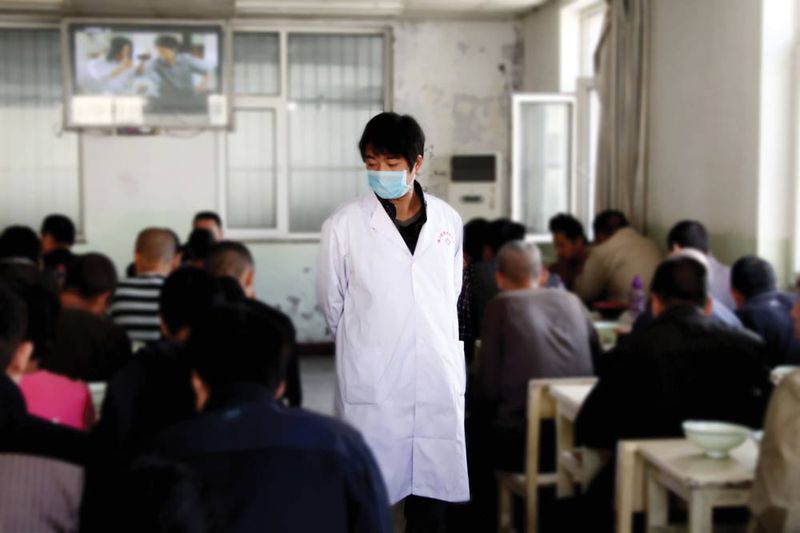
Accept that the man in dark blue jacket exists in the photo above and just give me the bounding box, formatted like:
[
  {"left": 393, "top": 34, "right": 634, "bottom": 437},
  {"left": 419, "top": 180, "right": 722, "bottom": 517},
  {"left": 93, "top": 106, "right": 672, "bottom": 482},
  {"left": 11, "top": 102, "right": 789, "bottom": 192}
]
[
  {"left": 152, "top": 300, "right": 392, "bottom": 533},
  {"left": 732, "top": 256, "right": 800, "bottom": 367}
]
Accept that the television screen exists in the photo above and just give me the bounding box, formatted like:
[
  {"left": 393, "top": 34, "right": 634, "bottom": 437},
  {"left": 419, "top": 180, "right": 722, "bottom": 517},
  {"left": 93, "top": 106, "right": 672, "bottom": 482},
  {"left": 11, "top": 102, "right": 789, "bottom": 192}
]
[{"left": 63, "top": 20, "right": 230, "bottom": 129}]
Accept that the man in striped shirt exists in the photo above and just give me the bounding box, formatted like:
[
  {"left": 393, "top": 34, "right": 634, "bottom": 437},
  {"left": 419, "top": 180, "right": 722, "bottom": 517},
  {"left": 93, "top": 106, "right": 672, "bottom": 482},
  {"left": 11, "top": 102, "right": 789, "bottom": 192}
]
[{"left": 110, "top": 228, "right": 178, "bottom": 345}]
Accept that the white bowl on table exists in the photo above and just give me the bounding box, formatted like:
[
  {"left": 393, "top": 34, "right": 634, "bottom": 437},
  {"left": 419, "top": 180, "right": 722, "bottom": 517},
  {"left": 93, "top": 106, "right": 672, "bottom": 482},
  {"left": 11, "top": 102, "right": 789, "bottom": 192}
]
[{"left": 682, "top": 420, "right": 751, "bottom": 459}]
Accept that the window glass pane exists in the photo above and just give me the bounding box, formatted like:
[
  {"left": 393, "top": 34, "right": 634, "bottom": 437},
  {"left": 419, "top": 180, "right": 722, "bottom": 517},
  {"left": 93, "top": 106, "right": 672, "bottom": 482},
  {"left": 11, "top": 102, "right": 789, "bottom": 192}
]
[
  {"left": 518, "top": 101, "right": 572, "bottom": 234},
  {"left": 227, "top": 109, "right": 277, "bottom": 229},
  {"left": 233, "top": 32, "right": 280, "bottom": 95},
  {"left": 0, "top": 29, "right": 81, "bottom": 233},
  {"left": 287, "top": 33, "right": 384, "bottom": 233}
]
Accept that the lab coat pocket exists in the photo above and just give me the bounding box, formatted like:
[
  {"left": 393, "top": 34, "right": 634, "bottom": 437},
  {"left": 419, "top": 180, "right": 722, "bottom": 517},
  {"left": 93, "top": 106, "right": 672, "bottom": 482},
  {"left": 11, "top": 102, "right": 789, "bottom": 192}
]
[{"left": 342, "top": 349, "right": 391, "bottom": 405}]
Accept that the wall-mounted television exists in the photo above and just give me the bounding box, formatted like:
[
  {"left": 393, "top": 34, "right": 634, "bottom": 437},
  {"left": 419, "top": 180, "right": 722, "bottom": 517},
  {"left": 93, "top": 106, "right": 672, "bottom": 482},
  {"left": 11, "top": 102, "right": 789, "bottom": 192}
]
[{"left": 62, "top": 19, "right": 231, "bottom": 130}]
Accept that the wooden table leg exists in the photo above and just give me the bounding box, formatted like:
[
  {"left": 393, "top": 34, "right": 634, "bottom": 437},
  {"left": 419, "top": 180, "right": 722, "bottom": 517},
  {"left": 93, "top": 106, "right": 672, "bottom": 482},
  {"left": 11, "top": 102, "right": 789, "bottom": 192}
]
[
  {"left": 555, "top": 412, "right": 575, "bottom": 497},
  {"left": 646, "top": 468, "right": 668, "bottom": 532},
  {"left": 688, "top": 491, "right": 713, "bottom": 533}
]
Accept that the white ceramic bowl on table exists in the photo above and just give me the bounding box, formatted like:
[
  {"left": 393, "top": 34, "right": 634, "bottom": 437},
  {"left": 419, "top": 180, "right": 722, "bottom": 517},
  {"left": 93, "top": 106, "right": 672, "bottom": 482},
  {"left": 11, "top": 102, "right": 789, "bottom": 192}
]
[{"left": 682, "top": 420, "right": 751, "bottom": 459}]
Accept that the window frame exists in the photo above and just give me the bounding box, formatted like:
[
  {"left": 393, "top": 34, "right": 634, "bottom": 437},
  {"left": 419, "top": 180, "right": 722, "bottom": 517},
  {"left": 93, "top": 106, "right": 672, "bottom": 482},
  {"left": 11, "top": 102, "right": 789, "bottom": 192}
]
[
  {"left": 220, "top": 24, "right": 393, "bottom": 242},
  {"left": 0, "top": 19, "right": 86, "bottom": 242}
]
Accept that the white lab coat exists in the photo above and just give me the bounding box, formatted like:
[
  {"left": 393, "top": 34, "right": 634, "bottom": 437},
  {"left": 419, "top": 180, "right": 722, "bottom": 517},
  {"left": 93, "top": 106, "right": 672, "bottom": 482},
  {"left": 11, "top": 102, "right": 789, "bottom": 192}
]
[{"left": 317, "top": 189, "right": 469, "bottom": 504}]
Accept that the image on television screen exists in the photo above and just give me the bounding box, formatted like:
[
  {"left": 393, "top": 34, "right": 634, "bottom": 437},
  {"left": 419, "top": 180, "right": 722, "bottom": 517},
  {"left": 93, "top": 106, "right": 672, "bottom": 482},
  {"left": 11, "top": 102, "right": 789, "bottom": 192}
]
[{"left": 66, "top": 22, "right": 228, "bottom": 128}]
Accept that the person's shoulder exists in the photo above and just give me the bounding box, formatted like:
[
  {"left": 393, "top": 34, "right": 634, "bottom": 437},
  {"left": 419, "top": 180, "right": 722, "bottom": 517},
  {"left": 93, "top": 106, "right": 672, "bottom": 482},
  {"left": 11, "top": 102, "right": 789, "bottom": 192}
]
[
  {"left": 324, "top": 194, "right": 371, "bottom": 225},
  {"left": 424, "top": 193, "right": 462, "bottom": 224}
]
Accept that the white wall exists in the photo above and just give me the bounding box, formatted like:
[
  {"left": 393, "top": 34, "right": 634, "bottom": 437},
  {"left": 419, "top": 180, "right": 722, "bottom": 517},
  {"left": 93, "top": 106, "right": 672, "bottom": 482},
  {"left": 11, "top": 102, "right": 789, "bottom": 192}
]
[
  {"left": 73, "top": 18, "right": 522, "bottom": 341},
  {"left": 521, "top": 1, "right": 561, "bottom": 92}
]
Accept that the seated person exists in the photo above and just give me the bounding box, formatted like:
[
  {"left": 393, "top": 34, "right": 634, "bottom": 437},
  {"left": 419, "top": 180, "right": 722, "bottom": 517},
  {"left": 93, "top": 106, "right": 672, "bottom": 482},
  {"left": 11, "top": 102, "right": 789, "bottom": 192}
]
[
  {"left": 458, "top": 218, "right": 490, "bottom": 354},
  {"left": 110, "top": 228, "right": 178, "bottom": 345},
  {"left": 575, "top": 256, "right": 773, "bottom": 526},
  {"left": 573, "top": 210, "right": 662, "bottom": 303},
  {"left": 731, "top": 256, "right": 800, "bottom": 367},
  {"left": 667, "top": 219, "right": 736, "bottom": 310},
  {"left": 50, "top": 253, "right": 132, "bottom": 382},
  {"left": 193, "top": 210, "right": 223, "bottom": 242},
  {"left": 632, "top": 248, "right": 742, "bottom": 331},
  {"left": 0, "top": 284, "right": 87, "bottom": 533},
  {"left": 40, "top": 214, "right": 77, "bottom": 282},
  {"left": 477, "top": 240, "right": 598, "bottom": 468},
  {"left": 206, "top": 240, "right": 302, "bottom": 407},
  {"left": 152, "top": 301, "right": 392, "bottom": 533},
  {"left": 0, "top": 225, "right": 59, "bottom": 294},
  {"left": 13, "top": 278, "right": 95, "bottom": 431},
  {"left": 182, "top": 228, "right": 214, "bottom": 269},
  {"left": 548, "top": 213, "right": 588, "bottom": 290}
]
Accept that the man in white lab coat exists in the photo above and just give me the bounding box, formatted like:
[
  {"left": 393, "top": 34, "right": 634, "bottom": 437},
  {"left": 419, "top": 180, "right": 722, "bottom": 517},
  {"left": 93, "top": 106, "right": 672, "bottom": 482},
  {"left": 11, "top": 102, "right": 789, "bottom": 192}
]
[{"left": 317, "top": 112, "right": 468, "bottom": 532}]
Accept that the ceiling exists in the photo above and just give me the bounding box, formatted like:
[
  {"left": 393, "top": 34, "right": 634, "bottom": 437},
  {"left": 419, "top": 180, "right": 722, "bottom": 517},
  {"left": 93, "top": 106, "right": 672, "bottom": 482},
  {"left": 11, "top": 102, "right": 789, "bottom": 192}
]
[{"left": 0, "top": 0, "right": 549, "bottom": 18}]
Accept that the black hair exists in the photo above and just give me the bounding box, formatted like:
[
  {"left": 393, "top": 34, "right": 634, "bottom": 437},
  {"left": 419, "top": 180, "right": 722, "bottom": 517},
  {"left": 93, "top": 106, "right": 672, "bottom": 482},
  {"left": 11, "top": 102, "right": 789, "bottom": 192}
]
[
  {"left": 731, "top": 256, "right": 776, "bottom": 300},
  {"left": 488, "top": 219, "right": 526, "bottom": 254},
  {"left": 206, "top": 241, "right": 254, "bottom": 280},
  {"left": 183, "top": 229, "right": 214, "bottom": 265},
  {"left": 41, "top": 214, "right": 76, "bottom": 247},
  {"left": 120, "top": 455, "right": 222, "bottom": 533},
  {"left": 667, "top": 220, "right": 709, "bottom": 254},
  {"left": 592, "top": 210, "right": 630, "bottom": 239},
  {"left": 106, "top": 37, "right": 133, "bottom": 62},
  {"left": 463, "top": 218, "right": 490, "bottom": 262},
  {"left": 650, "top": 256, "right": 709, "bottom": 309},
  {"left": 155, "top": 35, "right": 180, "bottom": 51},
  {"left": 358, "top": 112, "right": 425, "bottom": 170},
  {"left": 188, "top": 301, "right": 291, "bottom": 393},
  {"left": 64, "top": 253, "right": 118, "bottom": 299},
  {"left": 548, "top": 213, "right": 587, "bottom": 243},
  {"left": 0, "top": 226, "right": 41, "bottom": 263},
  {"left": 159, "top": 268, "right": 225, "bottom": 336},
  {"left": 0, "top": 284, "right": 28, "bottom": 370},
  {"left": 3, "top": 277, "right": 60, "bottom": 364},
  {"left": 193, "top": 211, "right": 223, "bottom": 229}
]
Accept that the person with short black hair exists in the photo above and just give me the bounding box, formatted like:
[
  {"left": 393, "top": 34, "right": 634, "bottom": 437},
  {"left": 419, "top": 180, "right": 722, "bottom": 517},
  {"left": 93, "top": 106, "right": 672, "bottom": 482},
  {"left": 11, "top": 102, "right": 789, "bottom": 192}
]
[
  {"left": 0, "top": 225, "right": 41, "bottom": 265},
  {"left": 143, "top": 35, "right": 212, "bottom": 112},
  {"left": 548, "top": 213, "right": 588, "bottom": 290},
  {"left": 0, "top": 283, "right": 88, "bottom": 532},
  {"left": 193, "top": 211, "right": 224, "bottom": 241},
  {"left": 182, "top": 228, "right": 215, "bottom": 269},
  {"left": 51, "top": 253, "right": 132, "bottom": 382},
  {"left": 731, "top": 256, "right": 800, "bottom": 367},
  {"left": 573, "top": 210, "right": 662, "bottom": 303},
  {"left": 574, "top": 256, "right": 773, "bottom": 528},
  {"left": 110, "top": 228, "right": 179, "bottom": 345},
  {"left": 150, "top": 302, "right": 392, "bottom": 533},
  {"left": 318, "top": 112, "right": 467, "bottom": 530},
  {"left": 40, "top": 214, "right": 77, "bottom": 279},
  {"left": 667, "top": 220, "right": 736, "bottom": 309}
]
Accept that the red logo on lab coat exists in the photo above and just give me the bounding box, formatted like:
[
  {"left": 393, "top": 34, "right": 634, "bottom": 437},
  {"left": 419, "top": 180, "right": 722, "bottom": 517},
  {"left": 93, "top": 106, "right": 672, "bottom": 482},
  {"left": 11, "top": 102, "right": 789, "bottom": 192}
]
[{"left": 437, "top": 231, "right": 455, "bottom": 246}]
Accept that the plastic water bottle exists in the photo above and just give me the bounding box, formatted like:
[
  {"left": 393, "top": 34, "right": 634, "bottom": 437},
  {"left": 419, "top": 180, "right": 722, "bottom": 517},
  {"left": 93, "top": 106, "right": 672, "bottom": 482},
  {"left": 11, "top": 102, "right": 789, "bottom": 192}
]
[{"left": 628, "top": 275, "right": 646, "bottom": 321}]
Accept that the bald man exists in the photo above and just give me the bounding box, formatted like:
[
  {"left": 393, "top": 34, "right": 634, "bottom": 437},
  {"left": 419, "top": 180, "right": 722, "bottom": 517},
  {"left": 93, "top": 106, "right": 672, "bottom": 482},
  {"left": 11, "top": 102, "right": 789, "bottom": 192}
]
[{"left": 110, "top": 228, "right": 178, "bottom": 345}]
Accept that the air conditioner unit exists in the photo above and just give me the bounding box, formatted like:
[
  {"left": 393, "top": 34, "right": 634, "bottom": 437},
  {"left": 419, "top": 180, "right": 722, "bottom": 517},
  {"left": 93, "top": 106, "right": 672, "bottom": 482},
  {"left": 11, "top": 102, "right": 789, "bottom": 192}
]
[{"left": 448, "top": 153, "right": 504, "bottom": 221}]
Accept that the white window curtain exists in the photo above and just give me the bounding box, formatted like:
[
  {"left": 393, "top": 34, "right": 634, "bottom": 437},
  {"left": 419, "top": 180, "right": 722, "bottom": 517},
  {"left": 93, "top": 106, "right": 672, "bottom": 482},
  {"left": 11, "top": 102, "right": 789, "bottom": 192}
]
[
  {"left": 594, "top": 0, "right": 649, "bottom": 229},
  {"left": 0, "top": 29, "right": 81, "bottom": 233}
]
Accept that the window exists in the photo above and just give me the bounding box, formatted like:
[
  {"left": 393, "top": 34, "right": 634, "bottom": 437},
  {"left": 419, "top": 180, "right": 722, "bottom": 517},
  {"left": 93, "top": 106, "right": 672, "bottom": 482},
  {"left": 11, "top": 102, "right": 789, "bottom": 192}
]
[
  {"left": 579, "top": 2, "right": 605, "bottom": 78},
  {"left": 0, "top": 28, "right": 81, "bottom": 234},
  {"left": 223, "top": 28, "right": 389, "bottom": 239}
]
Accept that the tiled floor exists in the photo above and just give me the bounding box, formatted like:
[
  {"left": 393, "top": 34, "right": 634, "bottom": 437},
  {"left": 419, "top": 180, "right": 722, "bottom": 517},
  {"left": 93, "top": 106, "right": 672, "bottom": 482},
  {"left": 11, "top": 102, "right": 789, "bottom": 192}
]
[{"left": 299, "top": 355, "right": 335, "bottom": 416}]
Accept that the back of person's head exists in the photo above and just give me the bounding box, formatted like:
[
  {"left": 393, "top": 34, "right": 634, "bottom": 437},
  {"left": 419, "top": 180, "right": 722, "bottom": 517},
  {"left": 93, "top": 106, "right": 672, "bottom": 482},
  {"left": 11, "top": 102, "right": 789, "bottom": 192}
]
[
  {"left": 592, "top": 210, "right": 630, "bottom": 242},
  {"left": 667, "top": 220, "right": 709, "bottom": 254},
  {"left": 206, "top": 241, "right": 255, "bottom": 295},
  {"left": 159, "top": 267, "right": 225, "bottom": 339},
  {"left": 488, "top": 219, "right": 527, "bottom": 255},
  {"left": 120, "top": 455, "right": 221, "bottom": 533},
  {"left": 135, "top": 228, "right": 178, "bottom": 273},
  {"left": 463, "top": 218, "right": 490, "bottom": 264},
  {"left": 650, "top": 256, "right": 709, "bottom": 310},
  {"left": 669, "top": 248, "right": 713, "bottom": 283},
  {"left": 731, "top": 256, "right": 776, "bottom": 300},
  {"left": 188, "top": 301, "right": 291, "bottom": 395},
  {"left": 549, "top": 213, "right": 587, "bottom": 243},
  {"left": 183, "top": 229, "right": 214, "bottom": 266},
  {"left": 64, "top": 253, "right": 118, "bottom": 300},
  {"left": 358, "top": 112, "right": 425, "bottom": 170},
  {"left": 496, "top": 240, "right": 542, "bottom": 290},
  {"left": 0, "top": 284, "right": 28, "bottom": 372},
  {"left": 0, "top": 226, "right": 41, "bottom": 263},
  {"left": 0, "top": 276, "right": 59, "bottom": 370},
  {"left": 40, "top": 214, "right": 76, "bottom": 248},
  {"left": 192, "top": 212, "right": 223, "bottom": 241}
]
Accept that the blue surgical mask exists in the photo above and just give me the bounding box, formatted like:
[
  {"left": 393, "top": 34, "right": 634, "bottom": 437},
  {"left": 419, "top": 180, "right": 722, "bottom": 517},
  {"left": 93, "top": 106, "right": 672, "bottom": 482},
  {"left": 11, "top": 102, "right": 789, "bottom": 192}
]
[{"left": 367, "top": 170, "right": 412, "bottom": 200}]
